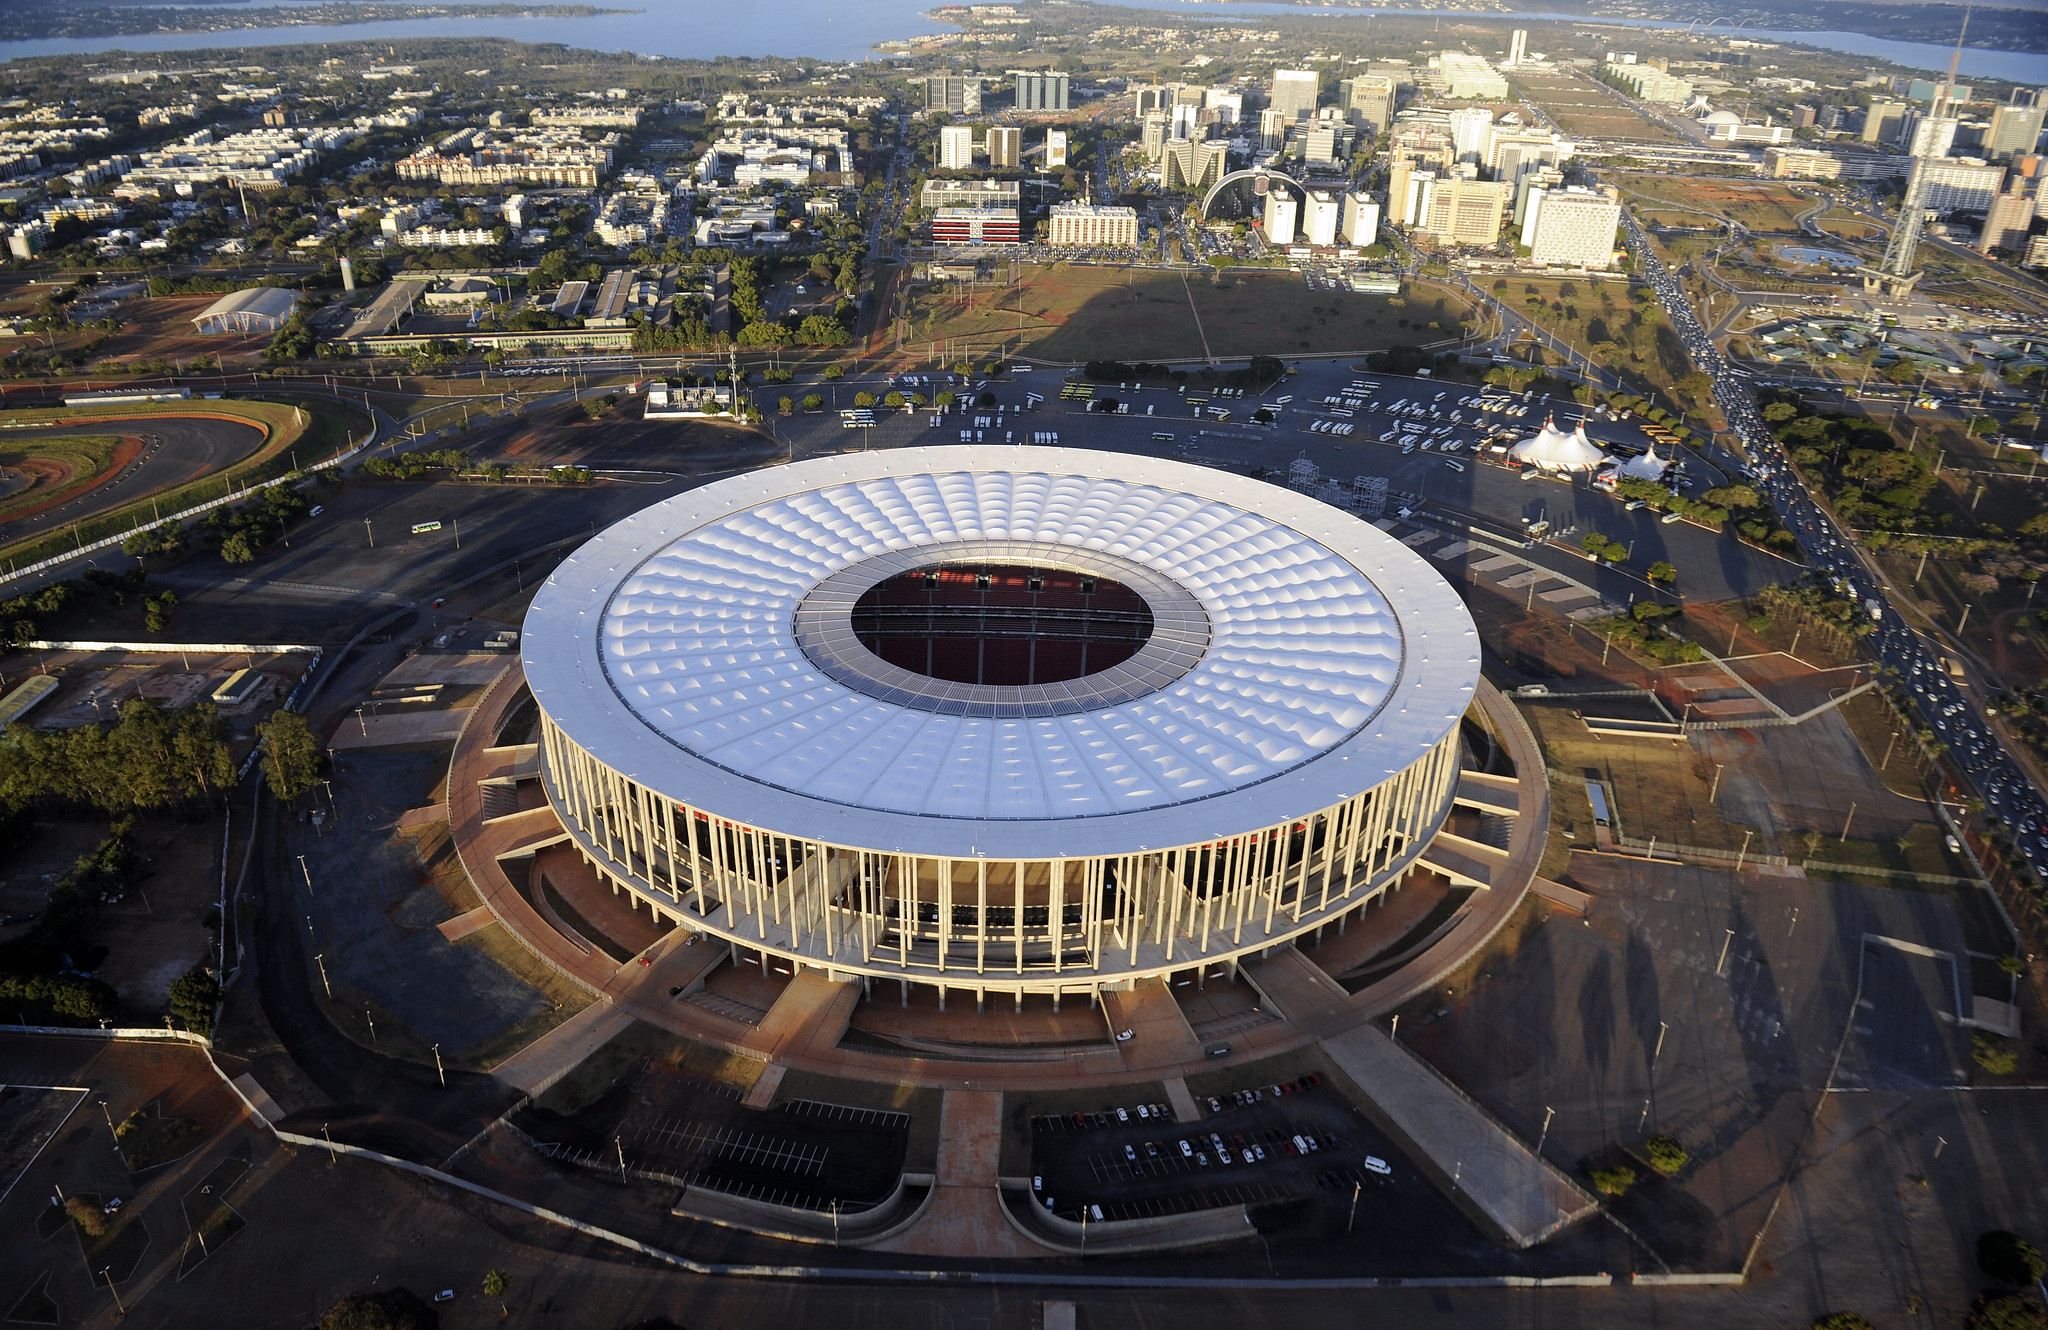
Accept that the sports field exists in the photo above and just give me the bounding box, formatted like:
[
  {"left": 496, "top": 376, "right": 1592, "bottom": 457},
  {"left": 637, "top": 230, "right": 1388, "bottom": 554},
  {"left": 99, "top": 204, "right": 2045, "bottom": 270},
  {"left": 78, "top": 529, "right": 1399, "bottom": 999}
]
[
  {"left": 1508, "top": 70, "right": 1681, "bottom": 142},
  {"left": 900, "top": 265, "right": 1474, "bottom": 364}
]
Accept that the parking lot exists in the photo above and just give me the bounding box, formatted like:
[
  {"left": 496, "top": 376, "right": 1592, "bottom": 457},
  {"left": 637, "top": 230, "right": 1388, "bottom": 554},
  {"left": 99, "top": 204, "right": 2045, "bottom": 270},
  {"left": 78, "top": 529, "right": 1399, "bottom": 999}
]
[{"left": 1027, "top": 1072, "right": 1439, "bottom": 1230}]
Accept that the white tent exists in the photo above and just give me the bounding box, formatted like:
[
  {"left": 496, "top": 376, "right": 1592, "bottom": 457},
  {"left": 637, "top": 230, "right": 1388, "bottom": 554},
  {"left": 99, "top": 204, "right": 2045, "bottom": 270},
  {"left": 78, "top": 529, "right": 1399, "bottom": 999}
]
[
  {"left": 1510, "top": 417, "right": 1608, "bottom": 473},
  {"left": 1619, "top": 446, "right": 1670, "bottom": 482}
]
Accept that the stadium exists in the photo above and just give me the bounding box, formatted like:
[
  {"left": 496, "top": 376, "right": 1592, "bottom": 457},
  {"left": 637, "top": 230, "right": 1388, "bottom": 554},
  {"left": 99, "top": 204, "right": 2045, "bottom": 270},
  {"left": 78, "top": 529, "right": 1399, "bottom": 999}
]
[{"left": 520, "top": 446, "right": 1480, "bottom": 1005}]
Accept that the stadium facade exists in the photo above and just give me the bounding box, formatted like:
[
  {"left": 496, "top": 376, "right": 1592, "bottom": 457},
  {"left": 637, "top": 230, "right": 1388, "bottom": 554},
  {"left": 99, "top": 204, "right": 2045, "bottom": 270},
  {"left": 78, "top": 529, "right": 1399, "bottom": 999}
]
[{"left": 522, "top": 448, "right": 1478, "bottom": 1003}]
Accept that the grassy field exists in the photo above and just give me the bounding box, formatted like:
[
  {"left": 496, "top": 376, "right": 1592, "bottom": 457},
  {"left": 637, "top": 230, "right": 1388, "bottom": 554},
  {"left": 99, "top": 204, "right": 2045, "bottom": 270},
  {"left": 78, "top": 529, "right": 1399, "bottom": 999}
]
[
  {"left": 1488, "top": 274, "right": 1708, "bottom": 416},
  {"left": 901, "top": 264, "right": 1474, "bottom": 365},
  {"left": 0, "top": 433, "right": 122, "bottom": 523},
  {"left": 1814, "top": 210, "right": 1886, "bottom": 241},
  {"left": 1508, "top": 70, "right": 1682, "bottom": 142},
  {"left": 1614, "top": 174, "right": 1816, "bottom": 234}
]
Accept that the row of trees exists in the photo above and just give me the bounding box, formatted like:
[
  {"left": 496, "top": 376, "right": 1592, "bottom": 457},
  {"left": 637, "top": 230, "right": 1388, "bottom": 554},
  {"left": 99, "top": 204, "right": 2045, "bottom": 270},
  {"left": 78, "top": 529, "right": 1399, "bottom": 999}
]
[
  {"left": 0, "top": 699, "right": 236, "bottom": 813},
  {"left": 0, "top": 821, "right": 136, "bottom": 1025}
]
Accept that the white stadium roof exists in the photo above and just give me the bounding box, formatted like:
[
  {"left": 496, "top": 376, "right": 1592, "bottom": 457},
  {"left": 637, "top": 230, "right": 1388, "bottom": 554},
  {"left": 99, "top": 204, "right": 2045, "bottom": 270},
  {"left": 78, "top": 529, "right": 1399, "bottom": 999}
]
[{"left": 523, "top": 447, "right": 1478, "bottom": 859}]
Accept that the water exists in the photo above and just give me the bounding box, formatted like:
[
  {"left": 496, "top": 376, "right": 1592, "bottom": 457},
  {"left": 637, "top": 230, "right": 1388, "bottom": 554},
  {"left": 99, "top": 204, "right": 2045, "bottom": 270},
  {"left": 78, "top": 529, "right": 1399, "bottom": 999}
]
[
  {"left": 0, "top": 0, "right": 948, "bottom": 64},
  {"left": 1115, "top": 1, "right": 2048, "bottom": 82},
  {"left": 0, "top": 0, "right": 2041, "bottom": 79},
  {"left": 1778, "top": 246, "right": 1860, "bottom": 266}
]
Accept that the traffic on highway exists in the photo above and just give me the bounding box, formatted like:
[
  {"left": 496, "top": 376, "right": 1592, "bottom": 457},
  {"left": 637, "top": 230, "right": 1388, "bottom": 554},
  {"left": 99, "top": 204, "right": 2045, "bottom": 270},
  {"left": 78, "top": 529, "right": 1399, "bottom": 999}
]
[{"left": 1619, "top": 208, "right": 2048, "bottom": 881}]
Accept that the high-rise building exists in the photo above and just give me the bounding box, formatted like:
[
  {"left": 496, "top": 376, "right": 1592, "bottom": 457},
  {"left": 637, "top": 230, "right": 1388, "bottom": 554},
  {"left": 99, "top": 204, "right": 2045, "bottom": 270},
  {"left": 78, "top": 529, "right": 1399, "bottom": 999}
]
[
  {"left": 1171, "top": 102, "right": 1201, "bottom": 140},
  {"left": 1513, "top": 165, "right": 1564, "bottom": 225},
  {"left": 986, "top": 126, "right": 1022, "bottom": 169},
  {"left": 1916, "top": 156, "right": 2007, "bottom": 212},
  {"left": 1303, "top": 125, "right": 1338, "bottom": 164},
  {"left": 1901, "top": 112, "right": 1959, "bottom": 158},
  {"left": 1046, "top": 129, "right": 1068, "bottom": 169},
  {"left": 1270, "top": 69, "right": 1320, "bottom": 122},
  {"left": 1861, "top": 99, "right": 1908, "bottom": 144},
  {"left": 1162, "top": 139, "right": 1229, "bottom": 193},
  {"left": 1791, "top": 103, "right": 1818, "bottom": 128},
  {"left": 1302, "top": 190, "right": 1341, "bottom": 246},
  {"left": 938, "top": 125, "right": 976, "bottom": 170},
  {"left": 1339, "top": 75, "right": 1397, "bottom": 133},
  {"left": 1980, "top": 185, "right": 2035, "bottom": 252},
  {"left": 1448, "top": 107, "right": 1494, "bottom": 165},
  {"left": 1205, "top": 89, "right": 1243, "bottom": 124},
  {"left": 1507, "top": 29, "right": 1528, "bottom": 68},
  {"left": 1418, "top": 177, "right": 1507, "bottom": 245},
  {"left": 1521, "top": 186, "right": 1622, "bottom": 268},
  {"left": 925, "top": 75, "right": 984, "bottom": 116},
  {"left": 1142, "top": 112, "right": 1169, "bottom": 161},
  {"left": 1048, "top": 202, "right": 1139, "bottom": 247},
  {"left": 1340, "top": 192, "right": 1380, "bottom": 246},
  {"left": 1010, "top": 70, "right": 1071, "bottom": 112},
  {"left": 1488, "top": 130, "right": 1566, "bottom": 183},
  {"left": 1258, "top": 107, "right": 1289, "bottom": 152},
  {"left": 1263, "top": 190, "right": 1298, "bottom": 245},
  {"left": 1988, "top": 99, "right": 2048, "bottom": 159}
]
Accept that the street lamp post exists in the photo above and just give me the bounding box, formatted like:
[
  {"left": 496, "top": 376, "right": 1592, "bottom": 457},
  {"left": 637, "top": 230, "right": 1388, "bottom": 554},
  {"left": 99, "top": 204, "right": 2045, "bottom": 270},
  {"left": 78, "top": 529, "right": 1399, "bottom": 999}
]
[
  {"left": 433, "top": 1043, "right": 445, "bottom": 1088},
  {"left": 315, "top": 953, "right": 331, "bottom": 998}
]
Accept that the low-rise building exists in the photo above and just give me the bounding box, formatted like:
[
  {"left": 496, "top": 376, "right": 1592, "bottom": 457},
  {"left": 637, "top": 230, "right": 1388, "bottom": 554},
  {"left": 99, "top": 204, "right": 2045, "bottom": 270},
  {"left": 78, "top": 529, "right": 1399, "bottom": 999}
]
[
  {"left": 1763, "top": 146, "right": 1843, "bottom": 180},
  {"left": 921, "top": 177, "right": 1021, "bottom": 211},
  {"left": 1047, "top": 202, "right": 1138, "bottom": 247},
  {"left": 191, "top": 285, "right": 300, "bottom": 333},
  {"left": 931, "top": 206, "right": 1020, "bottom": 245}
]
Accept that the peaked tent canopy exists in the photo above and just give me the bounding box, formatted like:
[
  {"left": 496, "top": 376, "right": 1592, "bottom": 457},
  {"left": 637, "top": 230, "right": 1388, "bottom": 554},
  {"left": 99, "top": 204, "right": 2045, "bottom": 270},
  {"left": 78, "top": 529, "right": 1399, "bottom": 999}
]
[{"left": 1510, "top": 416, "right": 1608, "bottom": 473}]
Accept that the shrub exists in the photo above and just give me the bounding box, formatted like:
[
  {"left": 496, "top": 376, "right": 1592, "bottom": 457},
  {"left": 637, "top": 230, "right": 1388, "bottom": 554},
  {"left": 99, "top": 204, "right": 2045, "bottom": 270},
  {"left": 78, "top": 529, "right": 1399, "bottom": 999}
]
[
  {"left": 1811, "top": 1315, "right": 1875, "bottom": 1330},
  {"left": 1591, "top": 1164, "right": 1636, "bottom": 1196},
  {"left": 1967, "top": 1292, "right": 2048, "bottom": 1330},
  {"left": 1979, "top": 1230, "right": 2048, "bottom": 1284},
  {"left": 1643, "top": 1135, "right": 1689, "bottom": 1176},
  {"left": 777, "top": 396, "right": 794, "bottom": 414},
  {"left": 852, "top": 391, "right": 877, "bottom": 408},
  {"left": 1975, "top": 1032, "right": 2020, "bottom": 1076},
  {"left": 64, "top": 1195, "right": 108, "bottom": 1238},
  {"left": 314, "top": 1288, "right": 439, "bottom": 1330},
  {"left": 822, "top": 364, "right": 846, "bottom": 380},
  {"left": 802, "top": 393, "right": 823, "bottom": 411}
]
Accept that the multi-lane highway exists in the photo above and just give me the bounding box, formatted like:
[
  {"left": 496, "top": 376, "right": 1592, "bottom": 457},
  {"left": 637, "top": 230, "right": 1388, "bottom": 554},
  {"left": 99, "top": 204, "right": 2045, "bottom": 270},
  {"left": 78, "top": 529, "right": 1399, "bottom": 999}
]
[{"left": 1620, "top": 207, "right": 2048, "bottom": 882}]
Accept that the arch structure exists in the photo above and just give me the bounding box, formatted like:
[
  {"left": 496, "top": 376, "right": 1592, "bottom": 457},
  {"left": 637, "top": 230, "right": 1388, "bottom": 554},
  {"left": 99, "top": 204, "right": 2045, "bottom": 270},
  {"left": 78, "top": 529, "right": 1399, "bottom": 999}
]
[
  {"left": 1198, "top": 167, "right": 1310, "bottom": 223},
  {"left": 522, "top": 447, "right": 1479, "bottom": 1000}
]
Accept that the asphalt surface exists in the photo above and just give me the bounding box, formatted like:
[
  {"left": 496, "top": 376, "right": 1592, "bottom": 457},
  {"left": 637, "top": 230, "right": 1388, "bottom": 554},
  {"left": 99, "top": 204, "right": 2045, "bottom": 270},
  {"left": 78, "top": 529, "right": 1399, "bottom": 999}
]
[
  {"left": 0, "top": 415, "right": 264, "bottom": 543},
  {"left": 774, "top": 364, "right": 1787, "bottom": 608},
  {"left": 1612, "top": 204, "right": 2048, "bottom": 884}
]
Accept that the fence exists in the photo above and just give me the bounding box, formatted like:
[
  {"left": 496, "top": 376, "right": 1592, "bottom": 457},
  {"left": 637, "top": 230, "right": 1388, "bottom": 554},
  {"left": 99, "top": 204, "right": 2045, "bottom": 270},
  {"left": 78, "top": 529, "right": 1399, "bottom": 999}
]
[{"left": 1613, "top": 833, "right": 1790, "bottom": 868}]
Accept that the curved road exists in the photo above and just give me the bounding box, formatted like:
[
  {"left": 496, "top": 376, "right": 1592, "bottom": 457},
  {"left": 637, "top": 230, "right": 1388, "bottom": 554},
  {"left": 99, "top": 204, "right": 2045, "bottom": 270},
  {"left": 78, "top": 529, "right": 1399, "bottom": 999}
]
[{"left": 0, "top": 415, "right": 265, "bottom": 544}]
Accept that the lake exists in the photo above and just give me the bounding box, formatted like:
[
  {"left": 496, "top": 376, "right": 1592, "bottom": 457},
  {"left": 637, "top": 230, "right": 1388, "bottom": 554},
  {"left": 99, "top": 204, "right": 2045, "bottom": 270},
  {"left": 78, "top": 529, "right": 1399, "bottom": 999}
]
[{"left": 0, "top": 0, "right": 2042, "bottom": 82}]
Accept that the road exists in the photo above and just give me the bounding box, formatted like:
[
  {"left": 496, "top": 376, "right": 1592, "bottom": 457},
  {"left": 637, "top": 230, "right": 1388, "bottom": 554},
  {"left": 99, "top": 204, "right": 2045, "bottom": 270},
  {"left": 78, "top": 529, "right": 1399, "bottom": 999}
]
[{"left": 1617, "top": 205, "right": 2048, "bottom": 883}]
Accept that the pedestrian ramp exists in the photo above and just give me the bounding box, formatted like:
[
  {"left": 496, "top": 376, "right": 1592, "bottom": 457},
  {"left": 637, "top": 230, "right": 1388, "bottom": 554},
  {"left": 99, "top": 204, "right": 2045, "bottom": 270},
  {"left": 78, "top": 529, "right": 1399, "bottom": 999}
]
[{"left": 1319, "top": 1025, "right": 1598, "bottom": 1250}]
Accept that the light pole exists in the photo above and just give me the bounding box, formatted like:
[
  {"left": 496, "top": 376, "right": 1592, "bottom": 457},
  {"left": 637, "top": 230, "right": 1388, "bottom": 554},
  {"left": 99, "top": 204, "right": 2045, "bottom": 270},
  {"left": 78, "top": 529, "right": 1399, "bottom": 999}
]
[
  {"left": 433, "top": 1043, "right": 445, "bottom": 1087},
  {"left": 315, "top": 953, "right": 331, "bottom": 998},
  {"left": 1716, "top": 927, "right": 1736, "bottom": 975},
  {"left": 1709, "top": 763, "right": 1725, "bottom": 803},
  {"left": 1347, "top": 1179, "right": 1362, "bottom": 1233},
  {"left": 298, "top": 855, "right": 313, "bottom": 893},
  {"left": 1537, "top": 1105, "right": 1555, "bottom": 1156},
  {"left": 1733, "top": 829, "right": 1755, "bottom": 873},
  {"left": 99, "top": 1096, "right": 118, "bottom": 1148},
  {"left": 363, "top": 518, "right": 374, "bottom": 548},
  {"left": 102, "top": 1267, "right": 125, "bottom": 1318}
]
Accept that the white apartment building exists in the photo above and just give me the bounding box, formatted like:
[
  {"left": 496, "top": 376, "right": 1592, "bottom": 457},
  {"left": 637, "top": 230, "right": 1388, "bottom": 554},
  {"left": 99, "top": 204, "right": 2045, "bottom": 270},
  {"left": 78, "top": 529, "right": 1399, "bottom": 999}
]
[
  {"left": 1916, "top": 156, "right": 2008, "bottom": 212},
  {"left": 1263, "top": 191, "right": 1299, "bottom": 245},
  {"left": 1046, "top": 129, "right": 1068, "bottom": 168},
  {"left": 1521, "top": 186, "right": 1621, "bottom": 268},
  {"left": 1340, "top": 192, "right": 1380, "bottom": 246},
  {"left": 938, "top": 125, "right": 976, "bottom": 170},
  {"left": 1302, "top": 191, "right": 1341, "bottom": 246},
  {"left": 1047, "top": 202, "right": 1139, "bottom": 247},
  {"left": 1270, "top": 69, "right": 1319, "bottom": 122}
]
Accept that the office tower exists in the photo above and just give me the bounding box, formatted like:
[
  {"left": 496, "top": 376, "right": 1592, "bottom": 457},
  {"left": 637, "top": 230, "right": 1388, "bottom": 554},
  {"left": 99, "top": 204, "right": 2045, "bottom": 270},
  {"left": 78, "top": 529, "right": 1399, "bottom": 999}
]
[
  {"left": 1522, "top": 186, "right": 1622, "bottom": 267},
  {"left": 1046, "top": 129, "right": 1068, "bottom": 169},
  {"left": 925, "top": 75, "right": 984, "bottom": 116},
  {"left": 1258, "top": 106, "right": 1288, "bottom": 151},
  {"left": 1988, "top": 98, "right": 2048, "bottom": 159},
  {"left": 1861, "top": 99, "right": 1907, "bottom": 144},
  {"left": 1420, "top": 177, "right": 1507, "bottom": 245},
  {"left": 1010, "top": 70, "right": 1070, "bottom": 112},
  {"left": 1507, "top": 29, "right": 1528, "bottom": 67},
  {"left": 1270, "top": 69, "right": 1319, "bottom": 122},
  {"left": 1448, "top": 107, "right": 1494, "bottom": 165}
]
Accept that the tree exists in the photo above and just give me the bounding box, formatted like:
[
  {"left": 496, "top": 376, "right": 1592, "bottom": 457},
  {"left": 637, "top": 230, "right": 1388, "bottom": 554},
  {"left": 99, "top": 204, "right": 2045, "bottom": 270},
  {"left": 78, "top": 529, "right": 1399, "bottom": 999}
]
[
  {"left": 1811, "top": 1316, "right": 1876, "bottom": 1330},
  {"left": 802, "top": 393, "right": 823, "bottom": 411},
  {"left": 168, "top": 966, "right": 221, "bottom": 1035},
  {"left": 257, "top": 709, "right": 321, "bottom": 803},
  {"left": 1762, "top": 401, "right": 1799, "bottom": 424},
  {"left": 314, "top": 1288, "right": 439, "bottom": 1330},
  {"left": 1647, "top": 561, "right": 1677, "bottom": 586},
  {"left": 218, "top": 531, "right": 257, "bottom": 565},
  {"left": 1642, "top": 1135, "right": 1688, "bottom": 1176},
  {"left": 852, "top": 391, "right": 877, "bottom": 408},
  {"left": 1591, "top": 1164, "right": 1636, "bottom": 1196},
  {"left": 65, "top": 1195, "right": 109, "bottom": 1238},
  {"left": 1979, "top": 1230, "right": 2048, "bottom": 1284},
  {"left": 777, "top": 396, "right": 794, "bottom": 414},
  {"left": 142, "top": 591, "right": 177, "bottom": 635},
  {"left": 483, "top": 1269, "right": 509, "bottom": 1317}
]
